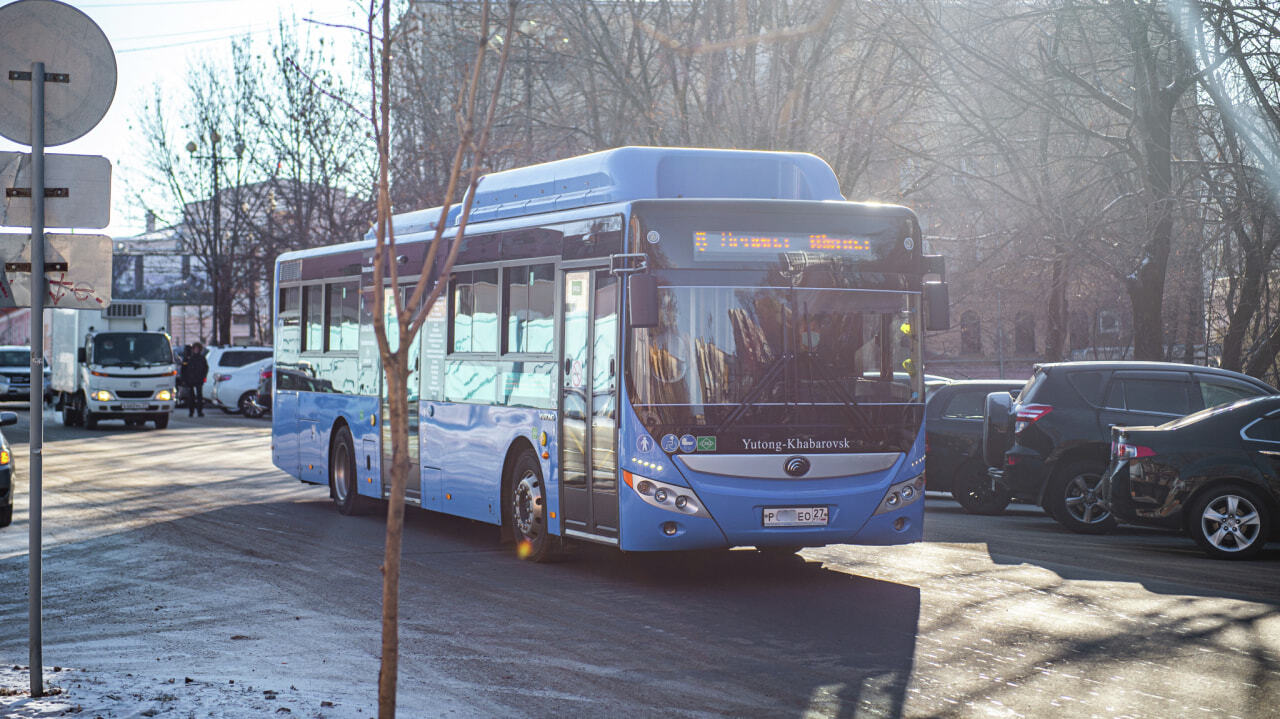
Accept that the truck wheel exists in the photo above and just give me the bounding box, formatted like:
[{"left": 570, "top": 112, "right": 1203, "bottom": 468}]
[
  {"left": 154, "top": 414, "right": 169, "bottom": 429},
  {"left": 61, "top": 401, "right": 77, "bottom": 427},
  {"left": 84, "top": 411, "right": 99, "bottom": 430},
  {"left": 0, "top": 504, "right": 12, "bottom": 528}
]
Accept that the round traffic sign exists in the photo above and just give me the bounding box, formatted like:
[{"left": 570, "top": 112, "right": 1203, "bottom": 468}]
[{"left": 0, "top": 0, "right": 117, "bottom": 146}]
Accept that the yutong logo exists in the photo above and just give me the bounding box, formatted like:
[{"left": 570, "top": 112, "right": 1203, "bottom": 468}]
[
  {"left": 784, "top": 456, "right": 810, "bottom": 477},
  {"left": 741, "top": 437, "right": 851, "bottom": 452}
]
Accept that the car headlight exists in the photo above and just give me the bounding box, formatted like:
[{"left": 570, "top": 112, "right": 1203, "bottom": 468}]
[
  {"left": 156, "top": 389, "right": 173, "bottom": 401},
  {"left": 90, "top": 390, "right": 113, "bottom": 402},
  {"left": 874, "top": 474, "right": 926, "bottom": 515},
  {"left": 623, "top": 470, "right": 703, "bottom": 515},
  {"left": 0, "top": 449, "right": 9, "bottom": 465}
]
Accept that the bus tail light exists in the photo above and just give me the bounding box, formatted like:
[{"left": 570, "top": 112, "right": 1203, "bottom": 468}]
[{"left": 623, "top": 470, "right": 703, "bottom": 516}]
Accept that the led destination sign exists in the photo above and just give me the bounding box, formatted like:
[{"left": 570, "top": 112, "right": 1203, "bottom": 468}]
[{"left": 693, "top": 230, "right": 875, "bottom": 261}]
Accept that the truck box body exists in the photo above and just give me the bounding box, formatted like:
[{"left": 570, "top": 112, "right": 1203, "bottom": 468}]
[{"left": 50, "top": 300, "right": 177, "bottom": 429}]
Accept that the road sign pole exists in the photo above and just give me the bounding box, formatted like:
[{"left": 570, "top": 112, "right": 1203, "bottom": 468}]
[{"left": 28, "top": 59, "right": 44, "bottom": 699}]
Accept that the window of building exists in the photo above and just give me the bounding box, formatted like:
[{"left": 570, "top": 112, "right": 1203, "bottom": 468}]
[
  {"left": 451, "top": 269, "right": 499, "bottom": 353},
  {"left": 504, "top": 263, "right": 554, "bottom": 354},
  {"left": 326, "top": 281, "right": 359, "bottom": 352},
  {"left": 303, "top": 285, "right": 323, "bottom": 352}
]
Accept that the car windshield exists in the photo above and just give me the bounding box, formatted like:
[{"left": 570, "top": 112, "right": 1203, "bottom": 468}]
[
  {"left": 92, "top": 333, "right": 174, "bottom": 367},
  {"left": 627, "top": 285, "right": 924, "bottom": 452},
  {"left": 0, "top": 350, "right": 27, "bottom": 366}
]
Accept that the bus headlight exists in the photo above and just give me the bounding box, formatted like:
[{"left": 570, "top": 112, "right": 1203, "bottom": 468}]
[
  {"left": 875, "top": 474, "right": 925, "bottom": 515},
  {"left": 156, "top": 389, "right": 173, "bottom": 401},
  {"left": 90, "top": 390, "right": 113, "bottom": 402},
  {"left": 623, "top": 470, "right": 703, "bottom": 515}
]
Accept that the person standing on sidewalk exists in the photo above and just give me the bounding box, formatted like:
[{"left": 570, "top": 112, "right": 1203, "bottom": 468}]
[{"left": 182, "top": 342, "right": 209, "bottom": 417}]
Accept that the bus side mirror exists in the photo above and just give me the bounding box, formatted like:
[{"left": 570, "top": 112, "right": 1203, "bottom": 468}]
[
  {"left": 925, "top": 281, "right": 950, "bottom": 331},
  {"left": 628, "top": 273, "right": 659, "bottom": 329},
  {"left": 78, "top": 347, "right": 87, "bottom": 363}
]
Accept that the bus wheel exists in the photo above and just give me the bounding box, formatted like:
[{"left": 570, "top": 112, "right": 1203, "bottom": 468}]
[
  {"left": 509, "top": 450, "right": 554, "bottom": 562},
  {"left": 330, "top": 426, "right": 371, "bottom": 516}
]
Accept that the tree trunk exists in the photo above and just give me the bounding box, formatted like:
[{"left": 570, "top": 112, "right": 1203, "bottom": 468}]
[{"left": 377, "top": 352, "right": 410, "bottom": 718}]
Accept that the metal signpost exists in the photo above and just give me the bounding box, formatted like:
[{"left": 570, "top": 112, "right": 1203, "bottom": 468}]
[{"left": 0, "top": 0, "right": 116, "bottom": 696}]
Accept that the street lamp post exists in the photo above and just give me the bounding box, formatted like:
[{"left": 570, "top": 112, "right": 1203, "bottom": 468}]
[{"left": 185, "top": 131, "right": 242, "bottom": 346}]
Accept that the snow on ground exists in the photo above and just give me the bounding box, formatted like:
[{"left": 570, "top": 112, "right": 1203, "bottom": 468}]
[{"left": 1, "top": 665, "right": 370, "bottom": 718}]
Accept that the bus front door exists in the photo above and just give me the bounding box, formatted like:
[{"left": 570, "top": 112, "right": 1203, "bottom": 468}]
[{"left": 560, "top": 269, "right": 620, "bottom": 541}]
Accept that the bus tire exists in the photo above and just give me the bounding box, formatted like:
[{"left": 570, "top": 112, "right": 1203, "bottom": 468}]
[
  {"left": 508, "top": 449, "right": 555, "bottom": 562},
  {"left": 330, "top": 426, "right": 371, "bottom": 516}
]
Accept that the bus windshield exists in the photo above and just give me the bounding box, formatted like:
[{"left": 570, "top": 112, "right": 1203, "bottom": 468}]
[
  {"left": 628, "top": 285, "right": 922, "bottom": 447},
  {"left": 92, "top": 332, "right": 173, "bottom": 367}
]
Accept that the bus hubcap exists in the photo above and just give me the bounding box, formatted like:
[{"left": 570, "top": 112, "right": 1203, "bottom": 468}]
[{"left": 514, "top": 471, "right": 543, "bottom": 538}]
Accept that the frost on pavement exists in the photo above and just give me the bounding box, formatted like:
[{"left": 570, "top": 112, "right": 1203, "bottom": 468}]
[{"left": 0, "top": 665, "right": 367, "bottom": 718}]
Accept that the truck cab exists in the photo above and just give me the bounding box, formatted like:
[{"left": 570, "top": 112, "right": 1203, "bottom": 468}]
[{"left": 51, "top": 301, "right": 177, "bottom": 430}]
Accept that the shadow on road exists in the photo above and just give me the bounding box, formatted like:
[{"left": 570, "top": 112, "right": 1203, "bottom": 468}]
[{"left": 925, "top": 496, "right": 1280, "bottom": 604}]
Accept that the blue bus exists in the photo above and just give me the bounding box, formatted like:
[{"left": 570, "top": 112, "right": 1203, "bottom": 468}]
[{"left": 271, "top": 147, "right": 950, "bottom": 561}]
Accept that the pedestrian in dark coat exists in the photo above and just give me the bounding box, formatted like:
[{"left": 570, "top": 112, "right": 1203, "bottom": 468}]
[{"left": 182, "top": 341, "right": 209, "bottom": 417}]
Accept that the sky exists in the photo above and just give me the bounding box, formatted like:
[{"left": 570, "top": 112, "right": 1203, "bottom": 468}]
[{"left": 0, "top": 0, "right": 368, "bottom": 238}]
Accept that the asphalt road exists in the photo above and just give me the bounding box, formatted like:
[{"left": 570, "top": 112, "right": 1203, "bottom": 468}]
[{"left": 1, "top": 404, "right": 1277, "bottom": 717}]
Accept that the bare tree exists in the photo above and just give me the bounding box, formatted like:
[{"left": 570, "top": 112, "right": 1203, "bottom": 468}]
[{"left": 363, "top": 1, "right": 516, "bottom": 715}]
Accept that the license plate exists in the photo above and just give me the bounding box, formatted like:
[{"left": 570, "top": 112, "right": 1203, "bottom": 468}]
[
  {"left": 122, "top": 401, "right": 148, "bottom": 409},
  {"left": 762, "top": 506, "right": 828, "bottom": 527}
]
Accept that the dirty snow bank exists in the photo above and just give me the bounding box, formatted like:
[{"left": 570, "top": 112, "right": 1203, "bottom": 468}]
[{"left": 1, "top": 665, "right": 369, "bottom": 718}]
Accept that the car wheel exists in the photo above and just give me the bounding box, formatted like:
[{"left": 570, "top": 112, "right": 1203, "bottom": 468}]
[
  {"left": 508, "top": 449, "right": 555, "bottom": 561},
  {"left": 1188, "top": 483, "right": 1270, "bottom": 560},
  {"left": 951, "top": 460, "right": 1012, "bottom": 515},
  {"left": 330, "top": 426, "right": 372, "bottom": 516},
  {"left": 1048, "top": 460, "right": 1117, "bottom": 534},
  {"left": 154, "top": 413, "right": 169, "bottom": 429},
  {"left": 235, "top": 391, "right": 257, "bottom": 416},
  {"left": 0, "top": 503, "right": 12, "bottom": 528}
]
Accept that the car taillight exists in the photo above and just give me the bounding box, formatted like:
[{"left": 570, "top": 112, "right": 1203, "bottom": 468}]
[
  {"left": 1014, "top": 404, "right": 1052, "bottom": 433},
  {"left": 260, "top": 369, "right": 272, "bottom": 380},
  {"left": 215, "top": 374, "right": 232, "bottom": 382},
  {"left": 1114, "top": 442, "right": 1155, "bottom": 459}
]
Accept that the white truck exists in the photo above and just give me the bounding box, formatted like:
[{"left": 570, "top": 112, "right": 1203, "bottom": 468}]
[{"left": 51, "top": 300, "right": 177, "bottom": 430}]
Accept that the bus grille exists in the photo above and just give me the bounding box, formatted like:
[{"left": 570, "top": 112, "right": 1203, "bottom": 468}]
[{"left": 117, "top": 391, "right": 153, "bottom": 399}]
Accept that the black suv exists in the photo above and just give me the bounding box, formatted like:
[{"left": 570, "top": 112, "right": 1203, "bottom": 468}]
[
  {"left": 983, "top": 361, "right": 1277, "bottom": 533},
  {"left": 926, "top": 379, "right": 1024, "bottom": 514}
]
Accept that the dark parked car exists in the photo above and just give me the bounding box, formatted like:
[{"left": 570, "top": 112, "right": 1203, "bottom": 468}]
[
  {"left": 926, "top": 379, "right": 1024, "bottom": 514},
  {"left": 1104, "top": 395, "right": 1280, "bottom": 559},
  {"left": 1, "top": 410, "right": 20, "bottom": 527},
  {"left": 983, "top": 361, "right": 1277, "bottom": 534}
]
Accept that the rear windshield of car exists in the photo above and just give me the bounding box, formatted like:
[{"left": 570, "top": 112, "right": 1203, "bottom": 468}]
[
  {"left": 217, "top": 350, "right": 272, "bottom": 368},
  {"left": 1017, "top": 371, "right": 1046, "bottom": 405}
]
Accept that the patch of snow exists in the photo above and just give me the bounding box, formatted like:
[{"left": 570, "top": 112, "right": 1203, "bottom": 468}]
[{"left": 1, "top": 665, "right": 367, "bottom": 718}]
